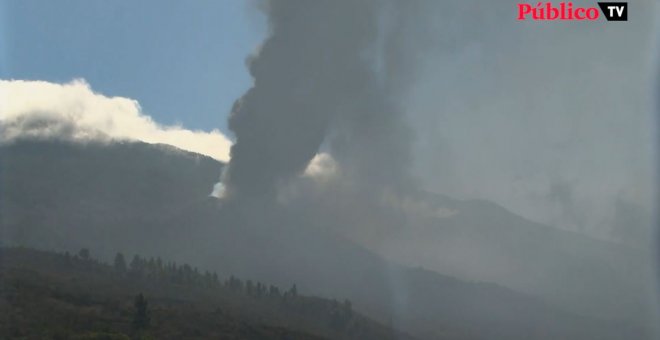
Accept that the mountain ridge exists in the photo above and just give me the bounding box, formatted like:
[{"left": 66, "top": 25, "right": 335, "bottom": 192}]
[{"left": 0, "top": 139, "right": 653, "bottom": 339}]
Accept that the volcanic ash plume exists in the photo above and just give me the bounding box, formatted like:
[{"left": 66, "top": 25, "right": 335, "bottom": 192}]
[{"left": 220, "top": 0, "right": 429, "bottom": 202}]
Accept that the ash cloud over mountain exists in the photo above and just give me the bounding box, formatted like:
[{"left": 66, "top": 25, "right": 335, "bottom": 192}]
[
  {"left": 221, "top": 0, "right": 659, "bottom": 248},
  {"left": 220, "top": 0, "right": 431, "bottom": 202},
  {"left": 213, "top": 2, "right": 659, "bottom": 329}
]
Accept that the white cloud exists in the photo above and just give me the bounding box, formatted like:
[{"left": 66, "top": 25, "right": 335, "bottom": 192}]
[
  {"left": 0, "top": 79, "right": 232, "bottom": 162},
  {"left": 303, "top": 152, "right": 338, "bottom": 181},
  {"left": 209, "top": 181, "right": 226, "bottom": 199}
]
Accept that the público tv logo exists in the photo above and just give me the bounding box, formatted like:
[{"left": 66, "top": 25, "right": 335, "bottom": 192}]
[{"left": 517, "top": 2, "right": 628, "bottom": 21}]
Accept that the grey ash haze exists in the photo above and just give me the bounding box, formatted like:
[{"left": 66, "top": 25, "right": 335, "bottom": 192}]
[
  {"left": 216, "top": 0, "right": 659, "bottom": 334},
  {"left": 221, "top": 0, "right": 658, "bottom": 246},
  {"left": 406, "top": 0, "right": 657, "bottom": 242}
]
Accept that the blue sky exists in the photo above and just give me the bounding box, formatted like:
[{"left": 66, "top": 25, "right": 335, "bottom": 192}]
[{"left": 0, "top": 0, "right": 266, "bottom": 134}]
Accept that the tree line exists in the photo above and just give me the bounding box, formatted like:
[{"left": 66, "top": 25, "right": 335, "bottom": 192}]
[
  {"left": 111, "top": 251, "right": 302, "bottom": 301},
  {"left": 64, "top": 248, "right": 355, "bottom": 331}
]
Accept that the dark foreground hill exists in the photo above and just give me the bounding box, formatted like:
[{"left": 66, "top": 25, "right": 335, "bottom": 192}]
[
  {"left": 0, "top": 247, "right": 413, "bottom": 340},
  {"left": 0, "top": 139, "right": 222, "bottom": 255},
  {"left": 0, "top": 140, "right": 654, "bottom": 339}
]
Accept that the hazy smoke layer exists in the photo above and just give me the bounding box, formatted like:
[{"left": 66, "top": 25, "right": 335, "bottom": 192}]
[
  {"left": 222, "top": 0, "right": 428, "bottom": 201},
  {"left": 405, "top": 0, "right": 657, "bottom": 241},
  {"left": 0, "top": 79, "right": 232, "bottom": 161}
]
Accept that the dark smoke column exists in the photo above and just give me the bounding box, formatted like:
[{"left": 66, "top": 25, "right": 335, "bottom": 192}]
[{"left": 222, "top": 0, "right": 424, "bottom": 201}]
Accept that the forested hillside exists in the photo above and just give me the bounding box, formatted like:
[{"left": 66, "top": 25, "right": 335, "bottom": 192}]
[{"left": 0, "top": 247, "right": 413, "bottom": 340}]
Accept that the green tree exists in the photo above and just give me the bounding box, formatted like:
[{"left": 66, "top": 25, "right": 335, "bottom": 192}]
[
  {"left": 130, "top": 255, "right": 145, "bottom": 277},
  {"left": 63, "top": 251, "right": 72, "bottom": 265},
  {"left": 132, "top": 293, "right": 150, "bottom": 330},
  {"left": 269, "top": 285, "right": 281, "bottom": 297},
  {"left": 343, "top": 299, "right": 353, "bottom": 317},
  {"left": 114, "top": 252, "right": 127, "bottom": 273},
  {"left": 78, "top": 248, "right": 90, "bottom": 260}
]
